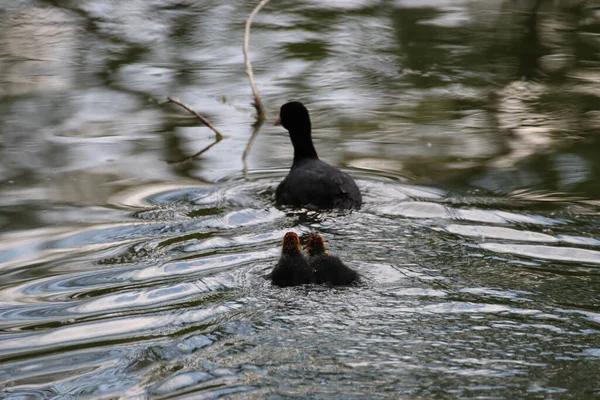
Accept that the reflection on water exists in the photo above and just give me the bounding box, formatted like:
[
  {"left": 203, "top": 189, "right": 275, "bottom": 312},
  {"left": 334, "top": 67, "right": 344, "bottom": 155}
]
[{"left": 1, "top": 0, "right": 600, "bottom": 398}]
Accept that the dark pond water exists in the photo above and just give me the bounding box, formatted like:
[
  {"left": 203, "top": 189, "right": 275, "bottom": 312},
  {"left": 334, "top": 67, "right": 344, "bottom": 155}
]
[{"left": 1, "top": 0, "right": 600, "bottom": 398}]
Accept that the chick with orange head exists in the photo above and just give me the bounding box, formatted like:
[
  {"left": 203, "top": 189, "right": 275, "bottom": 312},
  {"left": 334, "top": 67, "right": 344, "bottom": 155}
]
[
  {"left": 306, "top": 233, "right": 359, "bottom": 286},
  {"left": 270, "top": 232, "right": 313, "bottom": 287}
]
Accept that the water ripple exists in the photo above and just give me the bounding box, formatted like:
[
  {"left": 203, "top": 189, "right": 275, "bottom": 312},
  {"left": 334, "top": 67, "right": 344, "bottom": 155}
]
[
  {"left": 480, "top": 243, "right": 600, "bottom": 266},
  {"left": 446, "top": 224, "right": 558, "bottom": 243},
  {"left": 0, "top": 302, "right": 241, "bottom": 359}
]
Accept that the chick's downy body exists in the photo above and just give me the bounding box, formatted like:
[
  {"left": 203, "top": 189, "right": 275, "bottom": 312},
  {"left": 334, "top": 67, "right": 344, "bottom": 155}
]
[
  {"left": 270, "top": 232, "right": 313, "bottom": 287},
  {"left": 306, "top": 234, "right": 359, "bottom": 286}
]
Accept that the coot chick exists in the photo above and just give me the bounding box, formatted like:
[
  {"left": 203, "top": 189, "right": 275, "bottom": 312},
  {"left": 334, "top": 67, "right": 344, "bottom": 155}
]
[
  {"left": 275, "top": 101, "right": 362, "bottom": 210},
  {"left": 306, "top": 234, "right": 359, "bottom": 286},
  {"left": 270, "top": 232, "right": 313, "bottom": 287}
]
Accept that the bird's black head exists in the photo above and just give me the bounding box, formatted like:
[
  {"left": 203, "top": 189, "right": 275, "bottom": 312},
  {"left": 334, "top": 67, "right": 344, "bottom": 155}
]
[
  {"left": 277, "top": 101, "right": 311, "bottom": 133},
  {"left": 275, "top": 101, "right": 317, "bottom": 161}
]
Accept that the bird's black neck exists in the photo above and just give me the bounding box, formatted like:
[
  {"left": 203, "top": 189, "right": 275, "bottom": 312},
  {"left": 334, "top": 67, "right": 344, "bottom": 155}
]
[{"left": 289, "top": 128, "right": 318, "bottom": 165}]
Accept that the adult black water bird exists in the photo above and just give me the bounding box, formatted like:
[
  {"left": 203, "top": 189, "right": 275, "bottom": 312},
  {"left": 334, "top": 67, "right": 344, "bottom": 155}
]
[{"left": 274, "top": 101, "right": 362, "bottom": 210}]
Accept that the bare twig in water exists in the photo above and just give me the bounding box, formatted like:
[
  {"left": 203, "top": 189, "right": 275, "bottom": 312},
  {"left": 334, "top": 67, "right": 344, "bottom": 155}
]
[
  {"left": 242, "top": 118, "right": 264, "bottom": 177},
  {"left": 167, "top": 139, "right": 222, "bottom": 165},
  {"left": 243, "top": 0, "right": 271, "bottom": 122},
  {"left": 166, "top": 96, "right": 224, "bottom": 164},
  {"left": 167, "top": 96, "right": 223, "bottom": 140}
]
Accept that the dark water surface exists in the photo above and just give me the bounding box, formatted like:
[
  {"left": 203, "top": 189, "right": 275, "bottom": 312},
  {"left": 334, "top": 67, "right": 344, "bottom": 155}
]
[{"left": 1, "top": 0, "right": 600, "bottom": 398}]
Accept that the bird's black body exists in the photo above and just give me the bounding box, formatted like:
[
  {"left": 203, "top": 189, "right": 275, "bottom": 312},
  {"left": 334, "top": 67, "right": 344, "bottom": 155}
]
[
  {"left": 270, "top": 232, "right": 313, "bottom": 287},
  {"left": 275, "top": 101, "right": 362, "bottom": 210},
  {"left": 276, "top": 158, "right": 361, "bottom": 210}
]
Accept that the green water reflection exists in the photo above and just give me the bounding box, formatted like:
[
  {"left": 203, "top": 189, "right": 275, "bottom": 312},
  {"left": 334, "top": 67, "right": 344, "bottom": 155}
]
[{"left": 0, "top": 0, "right": 599, "bottom": 398}]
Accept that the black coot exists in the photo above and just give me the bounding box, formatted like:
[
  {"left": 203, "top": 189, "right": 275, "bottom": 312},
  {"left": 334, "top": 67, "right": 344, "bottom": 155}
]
[
  {"left": 270, "top": 232, "right": 313, "bottom": 287},
  {"left": 306, "top": 233, "right": 359, "bottom": 286},
  {"left": 275, "top": 101, "right": 362, "bottom": 210}
]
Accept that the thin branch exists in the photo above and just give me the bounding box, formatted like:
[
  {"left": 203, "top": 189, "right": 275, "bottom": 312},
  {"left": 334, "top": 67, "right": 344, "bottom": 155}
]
[
  {"left": 165, "top": 96, "right": 224, "bottom": 164},
  {"left": 242, "top": 119, "right": 264, "bottom": 177},
  {"left": 243, "top": 0, "right": 271, "bottom": 122},
  {"left": 167, "top": 96, "right": 223, "bottom": 140},
  {"left": 167, "top": 139, "right": 222, "bottom": 165}
]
